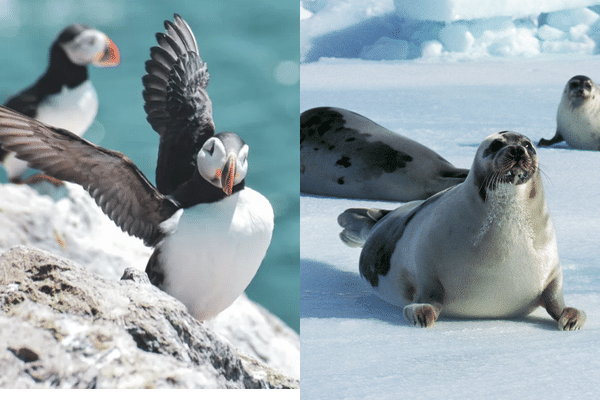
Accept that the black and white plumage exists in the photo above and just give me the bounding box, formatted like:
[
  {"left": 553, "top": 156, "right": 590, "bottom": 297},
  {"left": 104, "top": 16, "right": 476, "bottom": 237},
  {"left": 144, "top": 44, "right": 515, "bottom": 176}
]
[
  {"left": 142, "top": 14, "right": 215, "bottom": 195},
  {"left": 2, "top": 24, "right": 120, "bottom": 182},
  {"left": 0, "top": 15, "right": 274, "bottom": 321}
]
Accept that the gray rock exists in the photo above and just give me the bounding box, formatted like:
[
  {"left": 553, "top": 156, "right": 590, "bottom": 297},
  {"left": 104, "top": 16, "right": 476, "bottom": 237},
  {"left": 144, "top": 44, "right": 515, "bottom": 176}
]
[
  {"left": 0, "top": 246, "right": 298, "bottom": 389},
  {"left": 0, "top": 182, "right": 299, "bottom": 380}
]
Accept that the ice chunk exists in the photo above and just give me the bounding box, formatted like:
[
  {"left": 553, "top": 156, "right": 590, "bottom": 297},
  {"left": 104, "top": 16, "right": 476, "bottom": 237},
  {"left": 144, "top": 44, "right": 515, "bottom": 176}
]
[
  {"left": 394, "top": 0, "right": 600, "bottom": 22},
  {"left": 546, "top": 7, "right": 599, "bottom": 31},
  {"left": 421, "top": 40, "right": 444, "bottom": 58},
  {"left": 538, "top": 24, "right": 565, "bottom": 41},
  {"left": 439, "top": 23, "right": 475, "bottom": 52},
  {"left": 483, "top": 27, "right": 540, "bottom": 57},
  {"left": 360, "top": 37, "right": 409, "bottom": 60}
]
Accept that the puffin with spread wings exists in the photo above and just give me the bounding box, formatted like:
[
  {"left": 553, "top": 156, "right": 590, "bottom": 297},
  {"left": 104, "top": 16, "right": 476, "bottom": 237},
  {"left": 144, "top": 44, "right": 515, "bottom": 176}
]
[{"left": 0, "top": 14, "right": 274, "bottom": 321}]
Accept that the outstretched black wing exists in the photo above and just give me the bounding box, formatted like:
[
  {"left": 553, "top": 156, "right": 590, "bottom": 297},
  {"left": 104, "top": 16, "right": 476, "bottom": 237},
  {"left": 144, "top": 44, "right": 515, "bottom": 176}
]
[
  {"left": 142, "top": 14, "right": 215, "bottom": 195},
  {"left": 0, "top": 106, "right": 179, "bottom": 247}
]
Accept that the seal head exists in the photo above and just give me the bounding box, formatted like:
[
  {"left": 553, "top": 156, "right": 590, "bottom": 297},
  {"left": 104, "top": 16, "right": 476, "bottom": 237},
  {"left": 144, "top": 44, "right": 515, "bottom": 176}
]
[
  {"left": 564, "top": 75, "right": 594, "bottom": 108},
  {"left": 473, "top": 131, "right": 537, "bottom": 201}
]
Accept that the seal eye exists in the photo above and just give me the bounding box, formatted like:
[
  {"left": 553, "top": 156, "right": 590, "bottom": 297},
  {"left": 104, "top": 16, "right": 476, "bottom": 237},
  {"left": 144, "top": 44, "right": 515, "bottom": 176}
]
[
  {"left": 524, "top": 141, "right": 536, "bottom": 154},
  {"left": 488, "top": 139, "right": 504, "bottom": 153}
]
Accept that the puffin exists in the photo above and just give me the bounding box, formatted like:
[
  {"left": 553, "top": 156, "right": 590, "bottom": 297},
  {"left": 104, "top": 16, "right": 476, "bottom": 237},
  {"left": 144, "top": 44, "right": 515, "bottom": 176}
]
[
  {"left": 2, "top": 24, "right": 120, "bottom": 183},
  {"left": 0, "top": 14, "right": 274, "bottom": 321}
]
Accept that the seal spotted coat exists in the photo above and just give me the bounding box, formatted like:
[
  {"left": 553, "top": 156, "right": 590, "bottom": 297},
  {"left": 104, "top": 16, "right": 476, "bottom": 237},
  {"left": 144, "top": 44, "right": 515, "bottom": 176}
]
[
  {"left": 301, "top": 107, "right": 468, "bottom": 201},
  {"left": 339, "top": 131, "right": 586, "bottom": 330}
]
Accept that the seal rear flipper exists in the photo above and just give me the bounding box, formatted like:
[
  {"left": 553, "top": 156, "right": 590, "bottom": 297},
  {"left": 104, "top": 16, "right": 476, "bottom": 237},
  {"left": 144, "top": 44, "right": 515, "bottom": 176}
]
[
  {"left": 538, "top": 131, "right": 564, "bottom": 147},
  {"left": 440, "top": 167, "right": 469, "bottom": 180},
  {"left": 540, "top": 276, "right": 586, "bottom": 331},
  {"left": 338, "top": 207, "right": 390, "bottom": 247}
]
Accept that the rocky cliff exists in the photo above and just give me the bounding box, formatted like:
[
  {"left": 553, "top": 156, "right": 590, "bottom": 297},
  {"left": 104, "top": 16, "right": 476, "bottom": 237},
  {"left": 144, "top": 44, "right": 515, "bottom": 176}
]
[{"left": 0, "top": 183, "right": 299, "bottom": 389}]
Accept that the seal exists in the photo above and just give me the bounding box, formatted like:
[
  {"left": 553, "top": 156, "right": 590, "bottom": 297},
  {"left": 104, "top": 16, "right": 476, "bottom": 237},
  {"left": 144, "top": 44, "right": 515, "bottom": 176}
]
[
  {"left": 539, "top": 75, "right": 600, "bottom": 150},
  {"left": 301, "top": 107, "right": 469, "bottom": 202},
  {"left": 338, "top": 131, "right": 586, "bottom": 330}
]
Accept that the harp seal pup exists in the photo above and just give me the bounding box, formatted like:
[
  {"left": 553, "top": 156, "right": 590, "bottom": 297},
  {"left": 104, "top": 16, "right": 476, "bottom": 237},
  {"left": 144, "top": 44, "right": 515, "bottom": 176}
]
[
  {"left": 338, "top": 131, "right": 586, "bottom": 330},
  {"left": 300, "top": 107, "right": 468, "bottom": 202},
  {"left": 539, "top": 75, "right": 600, "bottom": 150}
]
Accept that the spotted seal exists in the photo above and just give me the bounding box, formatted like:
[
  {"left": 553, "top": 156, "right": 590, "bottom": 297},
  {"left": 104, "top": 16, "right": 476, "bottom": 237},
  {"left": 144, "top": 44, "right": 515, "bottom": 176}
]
[
  {"left": 301, "top": 107, "right": 468, "bottom": 201},
  {"left": 338, "top": 131, "right": 586, "bottom": 330}
]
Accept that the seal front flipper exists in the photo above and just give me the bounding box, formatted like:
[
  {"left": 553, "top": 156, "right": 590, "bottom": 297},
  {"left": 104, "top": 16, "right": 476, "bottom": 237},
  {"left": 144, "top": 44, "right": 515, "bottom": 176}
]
[
  {"left": 538, "top": 131, "right": 564, "bottom": 147},
  {"left": 540, "top": 276, "right": 586, "bottom": 331},
  {"left": 403, "top": 278, "right": 444, "bottom": 328}
]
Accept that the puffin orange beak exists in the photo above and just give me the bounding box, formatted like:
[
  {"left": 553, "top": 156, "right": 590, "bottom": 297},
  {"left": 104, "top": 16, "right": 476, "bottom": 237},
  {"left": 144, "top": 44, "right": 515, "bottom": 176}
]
[
  {"left": 93, "top": 37, "right": 120, "bottom": 67},
  {"left": 220, "top": 153, "right": 237, "bottom": 196}
]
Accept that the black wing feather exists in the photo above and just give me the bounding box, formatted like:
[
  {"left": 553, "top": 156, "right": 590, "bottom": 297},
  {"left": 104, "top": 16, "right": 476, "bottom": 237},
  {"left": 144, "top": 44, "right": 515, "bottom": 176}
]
[
  {"left": 142, "top": 14, "right": 215, "bottom": 195},
  {"left": 0, "top": 106, "right": 179, "bottom": 247}
]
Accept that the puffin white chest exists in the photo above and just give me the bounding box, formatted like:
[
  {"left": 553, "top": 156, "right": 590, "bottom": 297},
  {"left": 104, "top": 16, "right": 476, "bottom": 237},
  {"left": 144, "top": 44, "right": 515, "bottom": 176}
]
[
  {"left": 159, "top": 188, "right": 274, "bottom": 320},
  {"left": 36, "top": 80, "right": 99, "bottom": 136}
]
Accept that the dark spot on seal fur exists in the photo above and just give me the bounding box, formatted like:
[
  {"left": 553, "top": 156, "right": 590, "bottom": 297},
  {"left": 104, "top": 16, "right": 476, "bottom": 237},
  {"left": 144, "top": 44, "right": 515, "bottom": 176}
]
[
  {"left": 300, "top": 107, "right": 347, "bottom": 144},
  {"left": 363, "top": 142, "right": 413, "bottom": 172},
  {"left": 360, "top": 190, "right": 446, "bottom": 287},
  {"left": 337, "top": 177, "right": 345, "bottom": 185},
  {"left": 483, "top": 139, "right": 504, "bottom": 158},
  {"left": 529, "top": 180, "right": 536, "bottom": 199},
  {"left": 336, "top": 156, "right": 352, "bottom": 168},
  {"left": 300, "top": 107, "right": 415, "bottom": 178}
]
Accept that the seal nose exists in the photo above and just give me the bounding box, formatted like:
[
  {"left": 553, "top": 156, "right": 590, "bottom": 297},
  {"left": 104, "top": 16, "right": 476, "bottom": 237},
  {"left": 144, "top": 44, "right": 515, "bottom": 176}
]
[{"left": 507, "top": 146, "right": 525, "bottom": 159}]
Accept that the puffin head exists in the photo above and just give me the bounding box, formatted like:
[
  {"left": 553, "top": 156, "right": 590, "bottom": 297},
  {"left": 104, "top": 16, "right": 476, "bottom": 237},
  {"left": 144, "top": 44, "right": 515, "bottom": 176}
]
[
  {"left": 57, "top": 24, "right": 120, "bottom": 67},
  {"left": 197, "top": 132, "right": 249, "bottom": 196}
]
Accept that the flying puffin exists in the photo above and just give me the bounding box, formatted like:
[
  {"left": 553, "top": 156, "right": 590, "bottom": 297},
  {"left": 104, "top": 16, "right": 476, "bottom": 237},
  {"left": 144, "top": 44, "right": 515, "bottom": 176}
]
[
  {"left": 0, "top": 15, "right": 274, "bottom": 321},
  {"left": 2, "top": 24, "right": 120, "bottom": 183}
]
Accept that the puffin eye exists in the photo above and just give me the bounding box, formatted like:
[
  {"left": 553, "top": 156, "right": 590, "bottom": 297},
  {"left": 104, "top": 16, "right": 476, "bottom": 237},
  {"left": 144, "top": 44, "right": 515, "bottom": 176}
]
[{"left": 205, "top": 140, "right": 215, "bottom": 156}]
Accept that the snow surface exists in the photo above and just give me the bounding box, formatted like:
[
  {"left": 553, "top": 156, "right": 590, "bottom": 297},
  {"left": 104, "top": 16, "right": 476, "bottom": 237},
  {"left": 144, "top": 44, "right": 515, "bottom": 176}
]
[
  {"left": 300, "top": 58, "right": 600, "bottom": 398},
  {"left": 301, "top": 0, "right": 600, "bottom": 62}
]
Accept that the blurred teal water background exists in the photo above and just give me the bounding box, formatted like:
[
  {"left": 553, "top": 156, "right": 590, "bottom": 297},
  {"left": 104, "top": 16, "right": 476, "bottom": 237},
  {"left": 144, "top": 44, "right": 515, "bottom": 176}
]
[{"left": 0, "top": 0, "right": 299, "bottom": 331}]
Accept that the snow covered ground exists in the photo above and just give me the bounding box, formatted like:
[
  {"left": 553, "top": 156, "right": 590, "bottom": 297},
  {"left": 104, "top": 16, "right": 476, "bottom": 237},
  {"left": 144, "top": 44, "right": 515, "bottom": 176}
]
[{"left": 300, "top": 56, "right": 600, "bottom": 399}]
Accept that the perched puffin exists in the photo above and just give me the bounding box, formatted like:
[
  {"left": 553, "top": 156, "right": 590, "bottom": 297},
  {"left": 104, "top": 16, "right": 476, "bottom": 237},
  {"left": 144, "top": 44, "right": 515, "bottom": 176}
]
[
  {"left": 0, "top": 15, "right": 274, "bottom": 321},
  {"left": 2, "top": 24, "right": 120, "bottom": 183}
]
